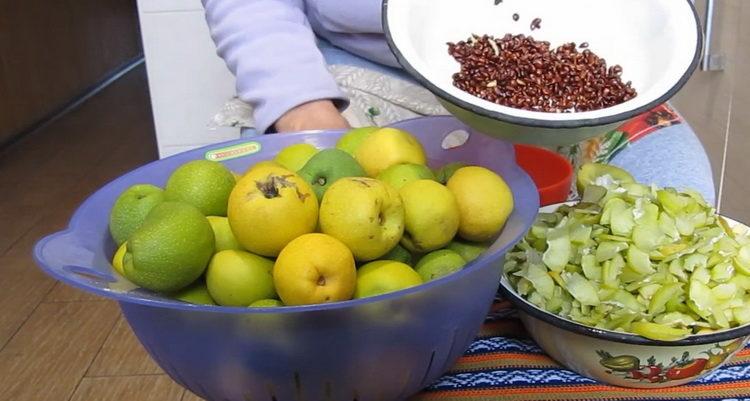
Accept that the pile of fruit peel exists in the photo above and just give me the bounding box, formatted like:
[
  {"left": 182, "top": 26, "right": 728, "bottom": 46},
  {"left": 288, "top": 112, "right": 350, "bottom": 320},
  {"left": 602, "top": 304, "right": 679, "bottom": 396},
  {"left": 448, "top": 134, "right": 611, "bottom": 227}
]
[
  {"left": 504, "top": 164, "right": 750, "bottom": 341},
  {"left": 108, "top": 127, "right": 514, "bottom": 308}
]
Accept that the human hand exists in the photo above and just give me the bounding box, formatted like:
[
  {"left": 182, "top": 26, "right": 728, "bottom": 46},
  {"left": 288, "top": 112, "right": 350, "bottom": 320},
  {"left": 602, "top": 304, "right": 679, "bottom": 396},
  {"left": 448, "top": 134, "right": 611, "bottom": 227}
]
[{"left": 274, "top": 100, "right": 350, "bottom": 133}]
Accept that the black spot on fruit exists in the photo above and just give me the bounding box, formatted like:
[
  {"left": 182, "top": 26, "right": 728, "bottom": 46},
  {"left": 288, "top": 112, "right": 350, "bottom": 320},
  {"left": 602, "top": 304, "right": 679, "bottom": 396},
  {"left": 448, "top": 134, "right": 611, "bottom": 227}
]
[
  {"left": 255, "top": 174, "right": 310, "bottom": 202},
  {"left": 256, "top": 179, "right": 281, "bottom": 199}
]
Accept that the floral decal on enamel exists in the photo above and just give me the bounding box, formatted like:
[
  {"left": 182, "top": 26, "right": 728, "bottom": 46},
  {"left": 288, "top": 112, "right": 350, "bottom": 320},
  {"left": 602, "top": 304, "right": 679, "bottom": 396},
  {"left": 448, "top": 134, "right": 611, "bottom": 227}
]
[{"left": 596, "top": 338, "right": 745, "bottom": 384}]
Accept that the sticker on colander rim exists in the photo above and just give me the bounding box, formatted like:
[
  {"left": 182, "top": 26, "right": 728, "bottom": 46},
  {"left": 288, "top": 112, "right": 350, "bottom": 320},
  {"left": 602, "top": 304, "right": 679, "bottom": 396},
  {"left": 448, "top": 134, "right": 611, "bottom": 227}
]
[{"left": 205, "top": 142, "right": 261, "bottom": 162}]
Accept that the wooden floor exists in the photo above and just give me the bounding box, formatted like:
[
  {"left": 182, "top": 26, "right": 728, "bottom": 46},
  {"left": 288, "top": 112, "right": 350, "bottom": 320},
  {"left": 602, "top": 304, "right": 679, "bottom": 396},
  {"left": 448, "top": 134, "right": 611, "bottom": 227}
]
[{"left": 0, "top": 66, "right": 202, "bottom": 401}]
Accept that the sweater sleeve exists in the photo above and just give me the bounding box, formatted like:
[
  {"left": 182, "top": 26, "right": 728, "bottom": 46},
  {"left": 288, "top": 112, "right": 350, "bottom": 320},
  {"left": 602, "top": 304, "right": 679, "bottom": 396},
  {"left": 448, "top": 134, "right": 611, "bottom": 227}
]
[{"left": 202, "top": 0, "right": 349, "bottom": 133}]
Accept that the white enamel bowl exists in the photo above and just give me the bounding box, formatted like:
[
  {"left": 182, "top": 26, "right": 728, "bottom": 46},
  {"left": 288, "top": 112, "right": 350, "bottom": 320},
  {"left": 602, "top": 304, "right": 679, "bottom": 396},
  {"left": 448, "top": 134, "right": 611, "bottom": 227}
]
[
  {"left": 499, "top": 203, "right": 750, "bottom": 388},
  {"left": 383, "top": 0, "right": 703, "bottom": 146}
]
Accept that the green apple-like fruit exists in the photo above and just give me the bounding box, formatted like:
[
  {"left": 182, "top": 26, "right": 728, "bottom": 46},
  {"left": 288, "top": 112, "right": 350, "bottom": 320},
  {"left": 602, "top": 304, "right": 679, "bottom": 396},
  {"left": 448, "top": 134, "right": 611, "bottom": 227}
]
[
  {"left": 354, "top": 260, "right": 423, "bottom": 299},
  {"left": 377, "top": 163, "right": 436, "bottom": 190},
  {"left": 206, "top": 249, "right": 276, "bottom": 306},
  {"left": 415, "top": 249, "right": 466, "bottom": 282},
  {"left": 379, "top": 243, "right": 413, "bottom": 265},
  {"left": 447, "top": 239, "right": 490, "bottom": 262},
  {"left": 249, "top": 299, "right": 284, "bottom": 307},
  {"left": 274, "top": 143, "right": 319, "bottom": 172},
  {"left": 447, "top": 166, "right": 514, "bottom": 242},
  {"left": 123, "top": 202, "right": 215, "bottom": 293},
  {"left": 164, "top": 160, "right": 236, "bottom": 216},
  {"left": 399, "top": 179, "right": 460, "bottom": 253},
  {"left": 319, "top": 177, "right": 404, "bottom": 261},
  {"left": 207, "top": 216, "right": 243, "bottom": 252},
  {"left": 298, "top": 148, "right": 366, "bottom": 199},
  {"left": 355, "top": 127, "right": 427, "bottom": 177},
  {"left": 170, "top": 280, "right": 216, "bottom": 305},
  {"left": 109, "top": 184, "right": 165, "bottom": 246},
  {"left": 436, "top": 162, "right": 467, "bottom": 184},
  {"left": 336, "top": 126, "right": 379, "bottom": 156}
]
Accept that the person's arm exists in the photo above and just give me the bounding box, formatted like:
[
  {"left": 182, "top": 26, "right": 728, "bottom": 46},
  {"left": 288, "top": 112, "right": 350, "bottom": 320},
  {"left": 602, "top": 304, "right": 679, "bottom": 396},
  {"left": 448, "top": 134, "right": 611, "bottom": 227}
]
[{"left": 202, "top": 0, "right": 350, "bottom": 133}]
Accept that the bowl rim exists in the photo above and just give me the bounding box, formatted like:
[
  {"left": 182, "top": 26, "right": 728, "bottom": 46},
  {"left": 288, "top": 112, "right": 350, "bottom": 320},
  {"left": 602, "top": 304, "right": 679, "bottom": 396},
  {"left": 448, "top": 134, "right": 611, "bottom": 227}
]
[
  {"left": 499, "top": 202, "right": 750, "bottom": 346},
  {"left": 33, "top": 116, "right": 541, "bottom": 315},
  {"left": 382, "top": 0, "right": 703, "bottom": 129},
  {"left": 513, "top": 144, "right": 573, "bottom": 195}
]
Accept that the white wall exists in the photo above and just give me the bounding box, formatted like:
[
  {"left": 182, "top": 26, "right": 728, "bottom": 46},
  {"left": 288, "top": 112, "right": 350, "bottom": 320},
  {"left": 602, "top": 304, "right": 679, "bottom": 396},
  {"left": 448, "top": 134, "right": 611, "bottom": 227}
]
[{"left": 136, "top": 0, "right": 240, "bottom": 158}]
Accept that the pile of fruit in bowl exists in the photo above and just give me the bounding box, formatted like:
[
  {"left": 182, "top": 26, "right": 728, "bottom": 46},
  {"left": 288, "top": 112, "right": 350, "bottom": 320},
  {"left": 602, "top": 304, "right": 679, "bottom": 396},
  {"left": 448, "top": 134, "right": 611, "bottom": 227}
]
[
  {"left": 108, "top": 126, "right": 515, "bottom": 308},
  {"left": 34, "top": 116, "right": 540, "bottom": 401},
  {"left": 501, "top": 163, "right": 750, "bottom": 388}
]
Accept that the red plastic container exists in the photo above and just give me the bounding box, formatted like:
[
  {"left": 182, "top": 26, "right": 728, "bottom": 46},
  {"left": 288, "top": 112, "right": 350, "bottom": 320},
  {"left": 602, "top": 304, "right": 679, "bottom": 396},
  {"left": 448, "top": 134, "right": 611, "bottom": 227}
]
[{"left": 514, "top": 144, "right": 574, "bottom": 206}]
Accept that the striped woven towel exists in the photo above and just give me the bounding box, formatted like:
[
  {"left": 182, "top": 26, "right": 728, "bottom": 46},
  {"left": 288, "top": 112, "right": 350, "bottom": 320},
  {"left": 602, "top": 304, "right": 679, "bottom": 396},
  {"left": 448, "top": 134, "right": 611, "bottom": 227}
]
[{"left": 412, "top": 297, "right": 750, "bottom": 401}]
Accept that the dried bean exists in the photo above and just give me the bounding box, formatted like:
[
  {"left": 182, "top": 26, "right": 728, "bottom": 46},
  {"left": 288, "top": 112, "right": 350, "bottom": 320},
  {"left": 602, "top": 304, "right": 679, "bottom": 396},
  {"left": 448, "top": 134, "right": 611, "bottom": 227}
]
[{"left": 447, "top": 34, "right": 637, "bottom": 112}]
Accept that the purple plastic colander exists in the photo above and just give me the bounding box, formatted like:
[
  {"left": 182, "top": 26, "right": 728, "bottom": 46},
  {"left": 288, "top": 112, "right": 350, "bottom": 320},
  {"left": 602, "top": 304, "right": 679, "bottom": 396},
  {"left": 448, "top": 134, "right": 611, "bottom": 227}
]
[{"left": 33, "top": 116, "right": 539, "bottom": 401}]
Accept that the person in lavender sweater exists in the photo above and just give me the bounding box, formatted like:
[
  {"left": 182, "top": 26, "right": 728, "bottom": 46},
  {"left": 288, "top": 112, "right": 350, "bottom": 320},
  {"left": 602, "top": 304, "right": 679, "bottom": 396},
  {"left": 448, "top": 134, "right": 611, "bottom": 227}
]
[{"left": 201, "top": 0, "right": 716, "bottom": 204}]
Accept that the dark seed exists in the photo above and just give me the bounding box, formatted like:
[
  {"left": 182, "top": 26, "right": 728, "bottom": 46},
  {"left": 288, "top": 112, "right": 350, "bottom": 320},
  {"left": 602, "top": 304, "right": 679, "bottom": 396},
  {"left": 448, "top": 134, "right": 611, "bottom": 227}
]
[
  {"left": 512, "top": 13, "right": 520, "bottom": 21},
  {"left": 530, "top": 18, "right": 542, "bottom": 31}
]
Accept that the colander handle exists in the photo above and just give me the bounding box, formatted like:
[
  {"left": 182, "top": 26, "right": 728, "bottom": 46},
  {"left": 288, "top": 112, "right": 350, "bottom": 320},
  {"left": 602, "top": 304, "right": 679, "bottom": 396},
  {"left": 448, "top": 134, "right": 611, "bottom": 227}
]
[{"left": 33, "top": 230, "right": 117, "bottom": 289}]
